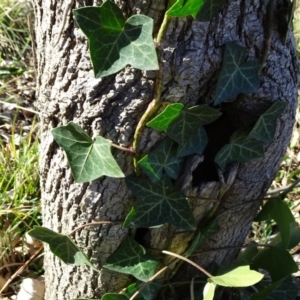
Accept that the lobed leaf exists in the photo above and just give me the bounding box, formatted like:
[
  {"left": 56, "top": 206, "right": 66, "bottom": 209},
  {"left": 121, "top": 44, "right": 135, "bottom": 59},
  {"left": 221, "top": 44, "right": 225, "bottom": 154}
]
[
  {"left": 248, "top": 101, "right": 286, "bottom": 143},
  {"left": 146, "top": 103, "right": 184, "bottom": 131},
  {"left": 138, "top": 138, "right": 184, "bottom": 182},
  {"left": 210, "top": 266, "right": 263, "bottom": 287},
  {"left": 124, "top": 175, "right": 196, "bottom": 230},
  {"left": 28, "top": 227, "right": 97, "bottom": 271},
  {"left": 214, "top": 43, "right": 260, "bottom": 105},
  {"left": 215, "top": 130, "right": 264, "bottom": 171},
  {"left": 104, "top": 237, "right": 158, "bottom": 282},
  {"left": 167, "top": 105, "right": 221, "bottom": 157},
  {"left": 73, "top": 1, "right": 158, "bottom": 78},
  {"left": 51, "top": 122, "right": 124, "bottom": 183}
]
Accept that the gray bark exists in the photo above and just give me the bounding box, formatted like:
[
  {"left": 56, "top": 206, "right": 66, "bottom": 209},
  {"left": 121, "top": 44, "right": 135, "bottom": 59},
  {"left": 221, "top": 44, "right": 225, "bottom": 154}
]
[{"left": 32, "top": 0, "right": 298, "bottom": 299}]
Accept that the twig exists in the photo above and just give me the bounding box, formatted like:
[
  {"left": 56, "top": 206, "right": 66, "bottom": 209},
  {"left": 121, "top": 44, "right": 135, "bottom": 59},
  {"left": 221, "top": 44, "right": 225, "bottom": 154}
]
[
  {"left": 0, "top": 100, "right": 40, "bottom": 115},
  {"left": 111, "top": 143, "right": 136, "bottom": 154},
  {"left": 0, "top": 245, "right": 43, "bottom": 293},
  {"left": 190, "top": 277, "right": 195, "bottom": 300},
  {"left": 162, "top": 250, "right": 213, "bottom": 278}
]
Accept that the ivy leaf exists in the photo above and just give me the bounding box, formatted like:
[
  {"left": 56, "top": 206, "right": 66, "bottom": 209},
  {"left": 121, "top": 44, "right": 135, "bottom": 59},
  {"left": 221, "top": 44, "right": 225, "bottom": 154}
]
[
  {"left": 251, "top": 276, "right": 298, "bottom": 300},
  {"left": 252, "top": 247, "right": 298, "bottom": 281},
  {"left": 214, "top": 130, "right": 264, "bottom": 171},
  {"left": 104, "top": 237, "right": 158, "bottom": 282},
  {"left": 28, "top": 227, "right": 97, "bottom": 271},
  {"left": 248, "top": 101, "right": 286, "bottom": 143},
  {"left": 271, "top": 226, "right": 300, "bottom": 249},
  {"left": 203, "top": 282, "right": 216, "bottom": 300},
  {"left": 255, "top": 199, "right": 295, "bottom": 248},
  {"left": 138, "top": 138, "right": 184, "bottom": 182},
  {"left": 167, "top": 105, "right": 221, "bottom": 157},
  {"left": 124, "top": 281, "right": 161, "bottom": 300},
  {"left": 210, "top": 266, "right": 263, "bottom": 287},
  {"left": 196, "top": 0, "right": 227, "bottom": 21},
  {"left": 236, "top": 242, "right": 258, "bottom": 266},
  {"left": 101, "top": 294, "right": 129, "bottom": 300},
  {"left": 51, "top": 122, "right": 124, "bottom": 183},
  {"left": 73, "top": 1, "right": 158, "bottom": 78},
  {"left": 147, "top": 103, "right": 184, "bottom": 131},
  {"left": 166, "top": 0, "right": 205, "bottom": 18},
  {"left": 124, "top": 175, "right": 196, "bottom": 230},
  {"left": 214, "top": 43, "right": 260, "bottom": 105}
]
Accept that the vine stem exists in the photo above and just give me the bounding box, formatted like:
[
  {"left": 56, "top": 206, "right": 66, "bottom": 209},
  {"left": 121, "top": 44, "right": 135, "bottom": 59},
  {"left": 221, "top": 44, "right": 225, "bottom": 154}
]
[
  {"left": 68, "top": 221, "right": 122, "bottom": 236},
  {"left": 129, "top": 266, "right": 168, "bottom": 300},
  {"left": 162, "top": 250, "right": 213, "bottom": 279},
  {"left": 111, "top": 143, "right": 136, "bottom": 154}
]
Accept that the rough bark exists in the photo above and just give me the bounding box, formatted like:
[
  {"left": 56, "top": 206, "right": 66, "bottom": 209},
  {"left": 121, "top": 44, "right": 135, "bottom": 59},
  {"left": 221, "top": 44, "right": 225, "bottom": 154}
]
[{"left": 32, "top": 0, "right": 298, "bottom": 299}]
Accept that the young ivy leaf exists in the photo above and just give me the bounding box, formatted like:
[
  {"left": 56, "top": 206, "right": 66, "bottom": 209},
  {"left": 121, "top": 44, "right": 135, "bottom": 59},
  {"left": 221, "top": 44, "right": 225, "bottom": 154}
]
[
  {"left": 167, "top": 105, "right": 222, "bottom": 157},
  {"left": 146, "top": 103, "right": 184, "bottom": 132},
  {"left": 203, "top": 282, "right": 216, "bottom": 300},
  {"left": 209, "top": 266, "right": 263, "bottom": 287},
  {"left": 138, "top": 138, "right": 184, "bottom": 182},
  {"left": 196, "top": 0, "right": 227, "bottom": 21},
  {"left": 248, "top": 101, "right": 286, "bottom": 143},
  {"left": 214, "top": 130, "right": 264, "bottom": 171},
  {"left": 52, "top": 122, "right": 124, "bottom": 183},
  {"left": 124, "top": 175, "right": 196, "bottom": 230},
  {"left": 73, "top": 0, "right": 158, "bottom": 78},
  {"left": 167, "top": 0, "right": 204, "bottom": 18},
  {"left": 214, "top": 43, "right": 260, "bottom": 105},
  {"left": 28, "top": 227, "right": 98, "bottom": 271},
  {"left": 104, "top": 237, "right": 158, "bottom": 282}
]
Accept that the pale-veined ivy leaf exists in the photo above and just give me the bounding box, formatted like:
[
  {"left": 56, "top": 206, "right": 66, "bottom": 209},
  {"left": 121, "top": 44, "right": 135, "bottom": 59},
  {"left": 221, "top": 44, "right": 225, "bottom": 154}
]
[
  {"left": 214, "top": 43, "right": 260, "bottom": 105},
  {"left": 167, "top": 105, "right": 221, "bottom": 157},
  {"left": 214, "top": 130, "right": 264, "bottom": 171},
  {"left": 104, "top": 237, "right": 158, "bottom": 282},
  {"left": 124, "top": 175, "right": 196, "bottom": 230},
  {"left": 255, "top": 199, "right": 295, "bottom": 248},
  {"left": 196, "top": 0, "right": 227, "bottom": 21},
  {"left": 251, "top": 276, "right": 298, "bottom": 300},
  {"left": 146, "top": 103, "right": 184, "bottom": 131},
  {"left": 167, "top": 0, "right": 205, "bottom": 18},
  {"left": 209, "top": 266, "right": 263, "bottom": 287},
  {"left": 51, "top": 122, "right": 124, "bottom": 183},
  {"left": 28, "top": 227, "right": 98, "bottom": 271},
  {"left": 138, "top": 138, "right": 184, "bottom": 182},
  {"left": 203, "top": 282, "right": 216, "bottom": 300},
  {"left": 248, "top": 101, "right": 286, "bottom": 143},
  {"left": 252, "top": 247, "right": 298, "bottom": 281},
  {"left": 73, "top": 1, "right": 158, "bottom": 78}
]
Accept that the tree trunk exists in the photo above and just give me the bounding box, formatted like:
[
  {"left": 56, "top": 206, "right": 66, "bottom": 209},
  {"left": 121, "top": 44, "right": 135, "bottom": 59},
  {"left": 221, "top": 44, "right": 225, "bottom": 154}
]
[{"left": 31, "top": 0, "right": 298, "bottom": 299}]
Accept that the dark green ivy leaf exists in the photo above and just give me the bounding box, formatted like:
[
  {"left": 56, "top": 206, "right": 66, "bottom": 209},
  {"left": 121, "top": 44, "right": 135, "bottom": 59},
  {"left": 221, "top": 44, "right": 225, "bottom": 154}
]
[
  {"left": 255, "top": 199, "right": 295, "bottom": 248},
  {"left": 167, "top": 105, "right": 221, "bottom": 157},
  {"left": 214, "top": 43, "right": 260, "bottom": 105},
  {"left": 73, "top": 1, "right": 158, "bottom": 78},
  {"left": 124, "top": 175, "right": 196, "bottom": 230},
  {"left": 104, "top": 237, "right": 158, "bottom": 282},
  {"left": 215, "top": 130, "right": 264, "bottom": 171},
  {"left": 124, "top": 281, "right": 162, "bottom": 300},
  {"left": 167, "top": 0, "right": 205, "bottom": 18},
  {"left": 252, "top": 247, "right": 298, "bottom": 281},
  {"left": 248, "top": 101, "right": 286, "bottom": 143},
  {"left": 28, "top": 227, "right": 97, "bottom": 271},
  {"left": 138, "top": 138, "right": 184, "bottom": 182},
  {"left": 147, "top": 103, "right": 184, "bottom": 131},
  {"left": 101, "top": 294, "right": 129, "bottom": 300},
  {"left": 196, "top": 0, "right": 227, "bottom": 21},
  {"left": 251, "top": 276, "right": 298, "bottom": 300},
  {"left": 51, "top": 122, "right": 124, "bottom": 182}
]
